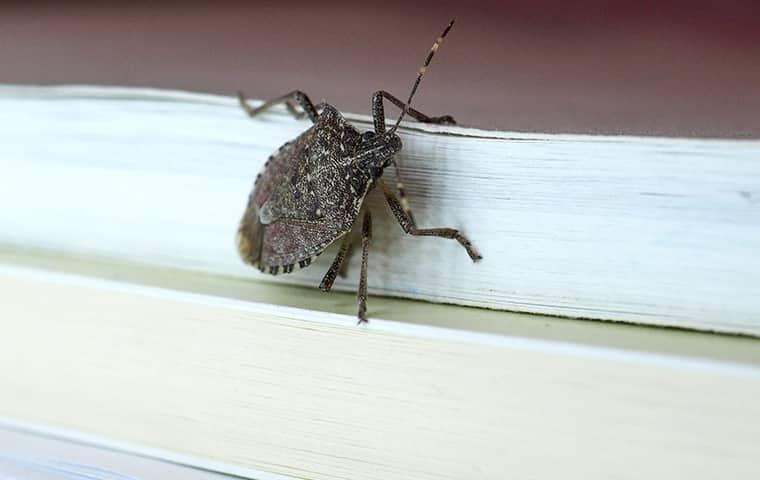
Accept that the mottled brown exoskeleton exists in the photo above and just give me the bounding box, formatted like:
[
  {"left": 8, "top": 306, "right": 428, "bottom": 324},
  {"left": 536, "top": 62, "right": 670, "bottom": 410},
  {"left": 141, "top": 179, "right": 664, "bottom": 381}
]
[{"left": 236, "top": 19, "right": 481, "bottom": 323}]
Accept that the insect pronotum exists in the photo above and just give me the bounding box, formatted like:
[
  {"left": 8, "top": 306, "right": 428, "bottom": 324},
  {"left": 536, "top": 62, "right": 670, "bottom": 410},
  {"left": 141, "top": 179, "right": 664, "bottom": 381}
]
[{"left": 236, "top": 18, "right": 481, "bottom": 323}]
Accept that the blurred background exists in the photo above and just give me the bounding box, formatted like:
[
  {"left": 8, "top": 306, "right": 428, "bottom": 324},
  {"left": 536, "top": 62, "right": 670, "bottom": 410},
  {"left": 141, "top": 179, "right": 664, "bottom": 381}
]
[{"left": 1, "top": 0, "right": 759, "bottom": 137}]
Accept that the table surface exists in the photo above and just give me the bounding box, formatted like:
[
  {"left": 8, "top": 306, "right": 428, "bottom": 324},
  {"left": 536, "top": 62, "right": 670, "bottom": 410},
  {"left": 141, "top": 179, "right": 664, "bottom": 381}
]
[{"left": 1, "top": 1, "right": 759, "bottom": 138}]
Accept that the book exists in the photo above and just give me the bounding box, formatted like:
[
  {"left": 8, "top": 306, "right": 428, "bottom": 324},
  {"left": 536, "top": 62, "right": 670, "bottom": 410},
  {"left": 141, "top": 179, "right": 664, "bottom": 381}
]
[
  {"left": 0, "top": 426, "right": 236, "bottom": 480},
  {"left": 1, "top": 263, "right": 759, "bottom": 480},
  {"left": 1, "top": 85, "right": 759, "bottom": 335}
]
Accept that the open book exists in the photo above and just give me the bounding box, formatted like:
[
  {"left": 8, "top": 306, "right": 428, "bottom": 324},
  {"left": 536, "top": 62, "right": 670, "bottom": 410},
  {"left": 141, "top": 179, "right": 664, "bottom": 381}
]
[{"left": 1, "top": 85, "right": 759, "bottom": 335}]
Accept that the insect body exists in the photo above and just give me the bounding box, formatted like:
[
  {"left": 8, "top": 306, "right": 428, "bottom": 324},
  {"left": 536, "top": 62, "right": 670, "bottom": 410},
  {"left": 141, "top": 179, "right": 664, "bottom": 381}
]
[{"left": 236, "top": 19, "right": 481, "bottom": 323}]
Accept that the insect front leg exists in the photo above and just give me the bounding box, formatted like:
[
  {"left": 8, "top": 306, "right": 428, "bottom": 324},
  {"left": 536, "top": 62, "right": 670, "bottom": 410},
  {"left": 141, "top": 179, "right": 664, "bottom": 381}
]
[
  {"left": 237, "top": 90, "right": 321, "bottom": 123},
  {"left": 371, "top": 90, "right": 456, "bottom": 134},
  {"left": 381, "top": 181, "right": 482, "bottom": 262},
  {"left": 390, "top": 161, "right": 417, "bottom": 226},
  {"left": 372, "top": 89, "right": 455, "bottom": 216},
  {"left": 357, "top": 210, "right": 372, "bottom": 324}
]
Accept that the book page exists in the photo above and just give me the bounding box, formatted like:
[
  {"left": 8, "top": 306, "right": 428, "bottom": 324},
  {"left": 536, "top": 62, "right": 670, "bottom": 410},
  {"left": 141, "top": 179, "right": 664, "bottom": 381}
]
[{"left": 0, "top": 428, "right": 234, "bottom": 480}]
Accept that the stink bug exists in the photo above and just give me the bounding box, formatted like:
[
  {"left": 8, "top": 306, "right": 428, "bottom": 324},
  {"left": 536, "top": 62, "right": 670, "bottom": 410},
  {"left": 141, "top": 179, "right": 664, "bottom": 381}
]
[{"left": 236, "top": 19, "right": 481, "bottom": 323}]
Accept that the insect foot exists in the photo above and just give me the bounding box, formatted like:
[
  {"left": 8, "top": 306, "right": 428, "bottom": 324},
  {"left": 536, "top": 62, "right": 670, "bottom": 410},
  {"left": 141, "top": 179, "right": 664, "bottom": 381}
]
[{"left": 235, "top": 18, "right": 481, "bottom": 323}]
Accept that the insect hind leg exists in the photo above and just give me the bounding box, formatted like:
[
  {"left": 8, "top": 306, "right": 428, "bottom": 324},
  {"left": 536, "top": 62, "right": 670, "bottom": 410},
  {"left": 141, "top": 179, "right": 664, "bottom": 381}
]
[{"left": 237, "top": 90, "right": 320, "bottom": 123}]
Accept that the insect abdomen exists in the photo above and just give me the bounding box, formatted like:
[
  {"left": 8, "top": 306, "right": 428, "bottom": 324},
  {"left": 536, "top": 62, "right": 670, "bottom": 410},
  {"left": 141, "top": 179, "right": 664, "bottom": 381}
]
[{"left": 236, "top": 201, "right": 263, "bottom": 266}]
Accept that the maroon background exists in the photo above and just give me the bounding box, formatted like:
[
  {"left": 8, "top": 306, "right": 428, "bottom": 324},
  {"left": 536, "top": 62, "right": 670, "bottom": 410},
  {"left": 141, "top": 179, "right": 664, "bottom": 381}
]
[{"left": 2, "top": 1, "right": 759, "bottom": 137}]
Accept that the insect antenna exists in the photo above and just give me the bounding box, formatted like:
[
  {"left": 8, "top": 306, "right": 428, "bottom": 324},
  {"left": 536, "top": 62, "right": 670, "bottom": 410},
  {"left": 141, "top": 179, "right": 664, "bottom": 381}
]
[{"left": 389, "top": 18, "right": 456, "bottom": 134}]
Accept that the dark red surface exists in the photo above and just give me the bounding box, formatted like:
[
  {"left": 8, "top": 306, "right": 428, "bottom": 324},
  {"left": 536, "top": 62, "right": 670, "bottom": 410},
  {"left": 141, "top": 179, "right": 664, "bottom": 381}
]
[{"left": 2, "top": 1, "right": 759, "bottom": 137}]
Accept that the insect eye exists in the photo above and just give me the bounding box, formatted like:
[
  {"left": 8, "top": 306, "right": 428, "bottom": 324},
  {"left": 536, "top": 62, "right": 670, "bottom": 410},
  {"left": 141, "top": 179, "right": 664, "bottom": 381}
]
[
  {"left": 361, "top": 131, "right": 375, "bottom": 142},
  {"left": 388, "top": 134, "right": 402, "bottom": 153}
]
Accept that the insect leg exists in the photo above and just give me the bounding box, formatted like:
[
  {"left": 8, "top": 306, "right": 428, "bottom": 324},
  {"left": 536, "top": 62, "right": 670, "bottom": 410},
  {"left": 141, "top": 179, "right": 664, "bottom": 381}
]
[
  {"left": 338, "top": 239, "right": 356, "bottom": 278},
  {"left": 380, "top": 19, "right": 457, "bottom": 134},
  {"left": 237, "top": 90, "right": 320, "bottom": 123},
  {"left": 371, "top": 90, "right": 456, "bottom": 134},
  {"left": 390, "top": 161, "right": 416, "bottom": 226},
  {"left": 357, "top": 210, "right": 372, "bottom": 324},
  {"left": 283, "top": 101, "right": 328, "bottom": 119},
  {"left": 371, "top": 89, "right": 454, "bottom": 218},
  {"left": 319, "top": 233, "right": 353, "bottom": 292},
  {"left": 381, "top": 181, "right": 482, "bottom": 262}
]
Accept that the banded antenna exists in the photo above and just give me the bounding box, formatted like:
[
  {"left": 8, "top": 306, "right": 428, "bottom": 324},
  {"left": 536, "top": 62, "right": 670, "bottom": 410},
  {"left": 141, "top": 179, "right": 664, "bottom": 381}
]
[{"left": 389, "top": 18, "right": 456, "bottom": 134}]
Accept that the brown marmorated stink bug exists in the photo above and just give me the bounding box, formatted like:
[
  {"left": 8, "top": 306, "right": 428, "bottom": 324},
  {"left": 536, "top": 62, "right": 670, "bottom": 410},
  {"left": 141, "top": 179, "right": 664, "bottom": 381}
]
[{"left": 236, "top": 19, "right": 481, "bottom": 323}]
